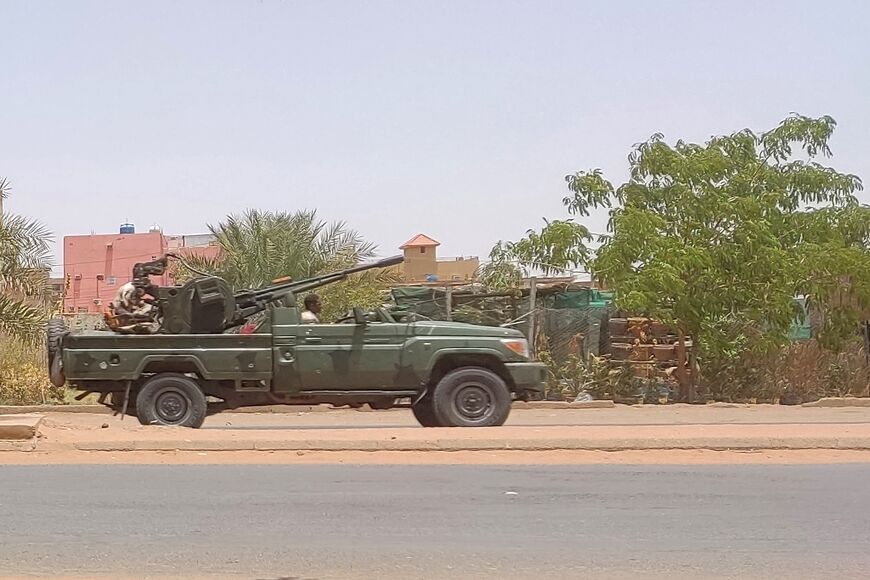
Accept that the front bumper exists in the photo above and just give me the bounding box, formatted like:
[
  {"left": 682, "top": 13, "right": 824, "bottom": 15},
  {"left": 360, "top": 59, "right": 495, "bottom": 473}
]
[{"left": 504, "top": 362, "right": 547, "bottom": 393}]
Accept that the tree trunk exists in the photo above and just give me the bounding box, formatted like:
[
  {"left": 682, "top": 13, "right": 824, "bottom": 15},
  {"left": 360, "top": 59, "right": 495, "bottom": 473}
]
[{"left": 675, "top": 333, "right": 690, "bottom": 402}]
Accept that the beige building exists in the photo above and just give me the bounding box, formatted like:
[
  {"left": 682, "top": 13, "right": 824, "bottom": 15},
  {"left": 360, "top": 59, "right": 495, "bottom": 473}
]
[{"left": 398, "top": 234, "right": 479, "bottom": 284}]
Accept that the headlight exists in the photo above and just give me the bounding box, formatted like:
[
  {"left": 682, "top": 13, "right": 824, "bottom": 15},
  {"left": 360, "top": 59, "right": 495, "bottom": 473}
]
[{"left": 501, "top": 338, "right": 529, "bottom": 358}]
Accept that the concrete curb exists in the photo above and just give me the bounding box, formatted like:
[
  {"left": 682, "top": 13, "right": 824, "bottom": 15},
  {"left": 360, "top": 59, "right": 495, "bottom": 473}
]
[
  {"left": 69, "top": 436, "right": 870, "bottom": 453},
  {"left": 514, "top": 400, "right": 616, "bottom": 409},
  {"left": 0, "top": 405, "right": 111, "bottom": 415},
  {"left": 0, "top": 400, "right": 617, "bottom": 415},
  {"left": 802, "top": 398, "right": 870, "bottom": 408},
  {"left": 3, "top": 397, "right": 868, "bottom": 415},
  {"left": 0, "top": 414, "right": 44, "bottom": 440},
  {"left": 0, "top": 440, "right": 38, "bottom": 451}
]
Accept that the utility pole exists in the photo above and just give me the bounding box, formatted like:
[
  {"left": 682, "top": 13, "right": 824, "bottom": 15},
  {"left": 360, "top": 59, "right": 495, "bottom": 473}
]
[
  {"left": 528, "top": 277, "right": 538, "bottom": 356},
  {"left": 445, "top": 286, "right": 453, "bottom": 321}
]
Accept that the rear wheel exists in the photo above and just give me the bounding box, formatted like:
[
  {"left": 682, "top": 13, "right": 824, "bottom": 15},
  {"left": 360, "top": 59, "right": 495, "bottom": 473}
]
[
  {"left": 135, "top": 374, "right": 207, "bottom": 428},
  {"left": 431, "top": 367, "right": 512, "bottom": 427}
]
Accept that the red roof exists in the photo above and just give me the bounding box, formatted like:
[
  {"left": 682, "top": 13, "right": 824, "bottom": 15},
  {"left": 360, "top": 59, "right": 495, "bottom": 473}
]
[{"left": 400, "top": 234, "right": 440, "bottom": 249}]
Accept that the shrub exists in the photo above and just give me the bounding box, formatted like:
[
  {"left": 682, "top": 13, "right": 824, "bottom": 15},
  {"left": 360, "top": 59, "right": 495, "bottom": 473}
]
[
  {"left": 702, "top": 338, "right": 869, "bottom": 403},
  {"left": 0, "top": 340, "right": 63, "bottom": 405},
  {"left": 537, "top": 337, "right": 644, "bottom": 401}
]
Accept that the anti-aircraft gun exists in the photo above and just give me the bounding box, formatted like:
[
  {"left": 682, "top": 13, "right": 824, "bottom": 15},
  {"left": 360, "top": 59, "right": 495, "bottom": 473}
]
[{"left": 106, "top": 254, "right": 404, "bottom": 335}]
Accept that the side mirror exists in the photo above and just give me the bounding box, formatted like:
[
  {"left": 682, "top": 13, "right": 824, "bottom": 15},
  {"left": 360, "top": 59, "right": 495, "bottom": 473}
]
[{"left": 353, "top": 307, "right": 367, "bottom": 325}]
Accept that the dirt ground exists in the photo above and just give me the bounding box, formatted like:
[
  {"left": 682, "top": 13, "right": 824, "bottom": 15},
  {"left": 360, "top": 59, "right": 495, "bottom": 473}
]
[
  {"left": 36, "top": 402, "right": 870, "bottom": 429},
  {"left": 2, "top": 405, "right": 869, "bottom": 465},
  {"left": 28, "top": 404, "right": 870, "bottom": 445}
]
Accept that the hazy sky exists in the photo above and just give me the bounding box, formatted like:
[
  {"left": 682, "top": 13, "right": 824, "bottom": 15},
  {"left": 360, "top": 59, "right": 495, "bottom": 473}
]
[{"left": 2, "top": 0, "right": 868, "bottom": 275}]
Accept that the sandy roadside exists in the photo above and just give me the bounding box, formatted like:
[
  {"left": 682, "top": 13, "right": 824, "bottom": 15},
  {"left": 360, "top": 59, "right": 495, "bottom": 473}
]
[{"left": 4, "top": 406, "right": 870, "bottom": 465}]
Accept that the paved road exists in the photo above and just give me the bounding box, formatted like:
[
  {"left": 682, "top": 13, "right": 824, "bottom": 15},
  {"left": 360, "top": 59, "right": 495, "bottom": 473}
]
[{"left": 2, "top": 465, "right": 869, "bottom": 579}]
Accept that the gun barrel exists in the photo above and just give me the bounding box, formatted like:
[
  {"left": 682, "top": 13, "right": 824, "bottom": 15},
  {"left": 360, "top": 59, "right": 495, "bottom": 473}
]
[
  {"left": 337, "top": 254, "right": 405, "bottom": 276},
  {"left": 233, "top": 254, "right": 404, "bottom": 308}
]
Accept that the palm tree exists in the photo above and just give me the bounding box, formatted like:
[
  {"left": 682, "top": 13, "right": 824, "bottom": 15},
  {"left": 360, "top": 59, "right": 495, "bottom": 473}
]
[
  {"left": 176, "top": 209, "right": 400, "bottom": 321},
  {"left": 0, "top": 178, "right": 53, "bottom": 343}
]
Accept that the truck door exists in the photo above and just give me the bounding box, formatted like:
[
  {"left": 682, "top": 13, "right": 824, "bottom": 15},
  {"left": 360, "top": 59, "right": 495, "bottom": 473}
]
[
  {"left": 295, "top": 320, "right": 406, "bottom": 391},
  {"left": 271, "top": 307, "right": 301, "bottom": 393}
]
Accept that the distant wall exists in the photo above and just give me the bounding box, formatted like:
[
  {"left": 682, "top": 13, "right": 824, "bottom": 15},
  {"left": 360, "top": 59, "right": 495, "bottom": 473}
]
[
  {"left": 63, "top": 232, "right": 166, "bottom": 314},
  {"left": 436, "top": 257, "right": 479, "bottom": 282}
]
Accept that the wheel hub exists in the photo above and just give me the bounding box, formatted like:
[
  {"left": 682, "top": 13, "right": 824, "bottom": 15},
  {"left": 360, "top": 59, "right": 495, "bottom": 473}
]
[
  {"left": 155, "top": 390, "right": 189, "bottom": 423},
  {"left": 456, "top": 385, "right": 492, "bottom": 419}
]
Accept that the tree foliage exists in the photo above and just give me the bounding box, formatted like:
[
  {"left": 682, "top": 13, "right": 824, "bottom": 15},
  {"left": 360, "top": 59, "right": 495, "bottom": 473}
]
[
  {"left": 508, "top": 219, "right": 593, "bottom": 276},
  {"left": 173, "top": 209, "right": 400, "bottom": 322},
  {"left": 494, "top": 115, "right": 869, "bottom": 359},
  {"left": 477, "top": 242, "right": 523, "bottom": 290},
  {"left": 0, "top": 178, "right": 54, "bottom": 344}
]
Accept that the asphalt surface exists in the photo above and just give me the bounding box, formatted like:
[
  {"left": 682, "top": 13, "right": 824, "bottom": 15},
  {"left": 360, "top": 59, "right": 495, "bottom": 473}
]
[{"left": 2, "top": 465, "right": 869, "bottom": 579}]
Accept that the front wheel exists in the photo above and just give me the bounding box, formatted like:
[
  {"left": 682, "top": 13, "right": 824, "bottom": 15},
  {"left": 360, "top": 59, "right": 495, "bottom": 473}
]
[
  {"left": 431, "top": 367, "right": 512, "bottom": 427},
  {"left": 412, "top": 394, "right": 441, "bottom": 427},
  {"left": 135, "top": 373, "right": 207, "bottom": 428}
]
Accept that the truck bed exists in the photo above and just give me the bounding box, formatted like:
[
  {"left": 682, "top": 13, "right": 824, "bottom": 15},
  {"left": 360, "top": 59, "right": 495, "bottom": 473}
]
[{"left": 63, "top": 331, "right": 273, "bottom": 382}]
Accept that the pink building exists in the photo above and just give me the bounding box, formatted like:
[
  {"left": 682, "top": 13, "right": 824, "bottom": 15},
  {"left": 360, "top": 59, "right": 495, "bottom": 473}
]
[{"left": 63, "top": 225, "right": 219, "bottom": 314}]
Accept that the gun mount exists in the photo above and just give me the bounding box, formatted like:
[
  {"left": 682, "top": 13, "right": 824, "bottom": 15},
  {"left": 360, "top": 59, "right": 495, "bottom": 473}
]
[{"left": 106, "top": 254, "right": 404, "bottom": 335}]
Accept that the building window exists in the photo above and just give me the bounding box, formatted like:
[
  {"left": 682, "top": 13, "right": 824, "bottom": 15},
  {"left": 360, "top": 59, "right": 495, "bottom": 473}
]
[
  {"left": 77, "top": 306, "right": 89, "bottom": 314},
  {"left": 420, "top": 247, "right": 426, "bottom": 254},
  {"left": 107, "top": 276, "right": 117, "bottom": 286},
  {"left": 68, "top": 307, "right": 75, "bottom": 313}
]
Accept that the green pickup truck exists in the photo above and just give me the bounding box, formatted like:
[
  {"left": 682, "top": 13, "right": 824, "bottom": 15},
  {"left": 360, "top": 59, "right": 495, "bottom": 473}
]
[{"left": 48, "top": 256, "right": 546, "bottom": 428}]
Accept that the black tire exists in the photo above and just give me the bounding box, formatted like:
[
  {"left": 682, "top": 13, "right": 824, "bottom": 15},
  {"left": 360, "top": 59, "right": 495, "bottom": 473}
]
[
  {"left": 135, "top": 373, "right": 207, "bottom": 428},
  {"left": 412, "top": 394, "right": 441, "bottom": 427},
  {"left": 49, "top": 352, "right": 66, "bottom": 388},
  {"left": 431, "top": 367, "right": 512, "bottom": 427},
  {"left": 46, "top": 318, "right": 67, "bottom": 371}
]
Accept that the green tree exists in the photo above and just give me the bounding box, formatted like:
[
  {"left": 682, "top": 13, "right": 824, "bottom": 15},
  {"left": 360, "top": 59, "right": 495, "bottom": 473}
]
[
  {"left": 174, "top": 209, "right": 400, "bottom": 321},
  {"left": 495, "top": 114, "right": 869, "bottom": 359},
  {"left": 477, "top": 242, "right": 523, "bottom": 290},
  {"left": 0, "top": 178, "right": 54, "bottom": 343}
]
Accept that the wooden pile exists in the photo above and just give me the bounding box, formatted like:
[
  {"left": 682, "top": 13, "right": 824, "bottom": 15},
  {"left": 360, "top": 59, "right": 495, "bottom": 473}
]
[{"left": 608, "top": 316, "right": 696, "bottom": 399}]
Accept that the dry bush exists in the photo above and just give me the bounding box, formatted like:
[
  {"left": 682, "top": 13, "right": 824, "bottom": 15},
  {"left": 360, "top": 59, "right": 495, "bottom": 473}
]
[
  {"left": 763, "top": 339, "right": 870, "bottom": 402},
  {"left": 0, "top": 340, "right": 63, "bottom": 405},
  {"left": 703, "top": 338, "right": 870, "bottom": 403}
]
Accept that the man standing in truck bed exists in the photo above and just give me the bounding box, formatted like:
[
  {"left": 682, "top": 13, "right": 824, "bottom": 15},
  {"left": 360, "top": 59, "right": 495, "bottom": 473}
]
[{"left": 301, "top": 294, "right": 321, "bottom": 324}]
